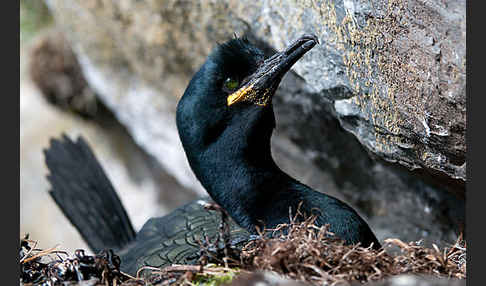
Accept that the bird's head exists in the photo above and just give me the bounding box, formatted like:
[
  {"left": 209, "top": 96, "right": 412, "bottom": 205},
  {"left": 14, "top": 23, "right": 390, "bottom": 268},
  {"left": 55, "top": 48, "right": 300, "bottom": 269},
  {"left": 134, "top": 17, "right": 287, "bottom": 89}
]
[{"left": 176, "top": 34, "right": 318, "bottom": 156}]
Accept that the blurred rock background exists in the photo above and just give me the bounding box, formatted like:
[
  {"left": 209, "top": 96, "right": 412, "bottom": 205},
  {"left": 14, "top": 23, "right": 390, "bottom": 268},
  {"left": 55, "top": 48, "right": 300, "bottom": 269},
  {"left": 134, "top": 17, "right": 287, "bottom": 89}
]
[
  {"left": 20, "top": 0, "right": 465, "bottom": 254},
  {"left": 20, "top": 0, "right": 197, "bottom": 253}
]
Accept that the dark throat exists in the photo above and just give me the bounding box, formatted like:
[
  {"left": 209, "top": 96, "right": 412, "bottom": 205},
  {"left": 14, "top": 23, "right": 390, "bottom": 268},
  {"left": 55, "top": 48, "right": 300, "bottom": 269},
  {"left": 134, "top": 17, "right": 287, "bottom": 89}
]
[{"left": 187, "top": 106, "right": 291, "bottom": 231}]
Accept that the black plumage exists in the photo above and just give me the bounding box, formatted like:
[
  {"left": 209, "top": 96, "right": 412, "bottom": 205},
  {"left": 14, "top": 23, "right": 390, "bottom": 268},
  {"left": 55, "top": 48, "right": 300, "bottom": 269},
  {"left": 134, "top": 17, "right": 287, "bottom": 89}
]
[
  {"left": 176, "top": 34, "right": 380, "bottom": 248},
  {"left": 44, "top": 34, "right": 380, "bottom": 275},
  {"left": 45, "top": 135, "right": 249, "bottom": 275}
]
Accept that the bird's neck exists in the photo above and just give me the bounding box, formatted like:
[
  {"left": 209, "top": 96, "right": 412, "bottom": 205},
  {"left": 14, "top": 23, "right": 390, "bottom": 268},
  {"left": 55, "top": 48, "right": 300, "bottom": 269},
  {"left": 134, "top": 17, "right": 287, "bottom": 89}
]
[
  {"left": 193, "top": 146, "right": 288, "bottom": 232},
  {"left": 185, "top": 108, "right": 291, "bottom": 231},
  {"left": 193, "top": 121, "right": 283, "bottom": 194}
]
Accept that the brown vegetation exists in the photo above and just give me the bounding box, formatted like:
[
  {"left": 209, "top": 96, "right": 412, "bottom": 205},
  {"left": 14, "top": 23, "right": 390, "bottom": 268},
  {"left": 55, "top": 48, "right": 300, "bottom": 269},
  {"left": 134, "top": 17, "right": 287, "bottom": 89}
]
[{"left": 20, "top": 214, "right": 465, "bottom": 286}]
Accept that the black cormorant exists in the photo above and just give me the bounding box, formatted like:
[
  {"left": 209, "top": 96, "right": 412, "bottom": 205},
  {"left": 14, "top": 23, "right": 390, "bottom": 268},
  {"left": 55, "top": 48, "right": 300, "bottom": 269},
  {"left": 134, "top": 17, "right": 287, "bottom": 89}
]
[
  {"left": 176, "top": 33, "right": 380, "bottom": 248},
  {"left": 44, "top": 34, "right": 380, "bottom": 275}
]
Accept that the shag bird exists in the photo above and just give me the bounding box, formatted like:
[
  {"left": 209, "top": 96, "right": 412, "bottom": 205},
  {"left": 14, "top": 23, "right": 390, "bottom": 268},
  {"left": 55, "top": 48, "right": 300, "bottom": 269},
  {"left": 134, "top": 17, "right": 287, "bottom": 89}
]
[
  {"left": 45, "top": 34, "right": 380, "bottom": 275},
  {"left": 175, "top": 33, "right": 380, "bottom": 247}
]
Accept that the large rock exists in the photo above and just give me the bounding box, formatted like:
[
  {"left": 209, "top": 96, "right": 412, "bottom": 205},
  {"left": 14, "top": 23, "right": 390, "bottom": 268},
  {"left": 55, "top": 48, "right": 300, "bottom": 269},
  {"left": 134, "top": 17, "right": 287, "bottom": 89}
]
[{"left": 44, "top": 0, "right": 465, "bottom": 246}]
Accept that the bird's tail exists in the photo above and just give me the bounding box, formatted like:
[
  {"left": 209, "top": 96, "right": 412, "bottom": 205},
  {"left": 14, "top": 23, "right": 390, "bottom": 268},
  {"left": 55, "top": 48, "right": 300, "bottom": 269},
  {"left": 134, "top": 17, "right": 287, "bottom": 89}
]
[{"left": 44, "top": 134, "right": 136, "bottom": 253}]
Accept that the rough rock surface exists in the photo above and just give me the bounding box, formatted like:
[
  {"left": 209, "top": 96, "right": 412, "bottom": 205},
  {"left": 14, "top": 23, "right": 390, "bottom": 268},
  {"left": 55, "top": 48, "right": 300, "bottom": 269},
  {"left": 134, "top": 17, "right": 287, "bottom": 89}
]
[{"left": 44, "top": 0, "right": 465, "bottom": 246}]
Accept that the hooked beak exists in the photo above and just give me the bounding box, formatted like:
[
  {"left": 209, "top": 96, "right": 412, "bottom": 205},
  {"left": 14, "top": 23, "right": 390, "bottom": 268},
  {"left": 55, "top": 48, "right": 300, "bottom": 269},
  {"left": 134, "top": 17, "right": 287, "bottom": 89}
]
[{"left": 227, "top": 34, "right": 319, "bottom": 106}]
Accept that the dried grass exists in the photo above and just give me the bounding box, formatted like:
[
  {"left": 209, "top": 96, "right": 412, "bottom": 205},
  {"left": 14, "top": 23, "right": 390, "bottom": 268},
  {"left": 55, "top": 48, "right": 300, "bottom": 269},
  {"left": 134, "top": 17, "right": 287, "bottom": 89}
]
[
  {"left": 20, "top": 214, "right": 466, "bottom": 286},
  {"left": 237, "top": 214, "right": 466, "bottom": 285}
]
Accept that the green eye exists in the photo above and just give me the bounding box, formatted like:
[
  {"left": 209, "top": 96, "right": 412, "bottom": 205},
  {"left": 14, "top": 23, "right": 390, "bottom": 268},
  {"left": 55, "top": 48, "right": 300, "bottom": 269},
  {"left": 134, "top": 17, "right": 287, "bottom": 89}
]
[{"left": 224, "top": 78, "right": 239, "bottom": 91}]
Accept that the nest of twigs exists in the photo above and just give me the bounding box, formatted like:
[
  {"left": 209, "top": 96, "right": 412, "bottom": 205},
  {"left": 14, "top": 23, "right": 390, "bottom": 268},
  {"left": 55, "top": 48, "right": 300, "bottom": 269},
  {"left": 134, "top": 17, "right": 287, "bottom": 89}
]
[
  {"left": 238, "top": 214, "right": 466, "bottom": 285},
  {"left": 20, "top": 213, "right": 466, "bottom": 286},
  {"left": 20, "top": 234, "right": 135, "bottom": 285}
]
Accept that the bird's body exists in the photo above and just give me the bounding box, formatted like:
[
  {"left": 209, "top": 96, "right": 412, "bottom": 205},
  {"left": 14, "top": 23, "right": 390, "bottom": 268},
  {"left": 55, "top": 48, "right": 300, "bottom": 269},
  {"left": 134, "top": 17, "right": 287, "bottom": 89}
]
[
  {"left": 44, "top": 34, "right": 380, "bottom": 276},
  {"left": 45, "top": 136, "right": 250, "bottom": 274},
  {"left": 176, "top": 35, "right": 380, "bottom": 248}
]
